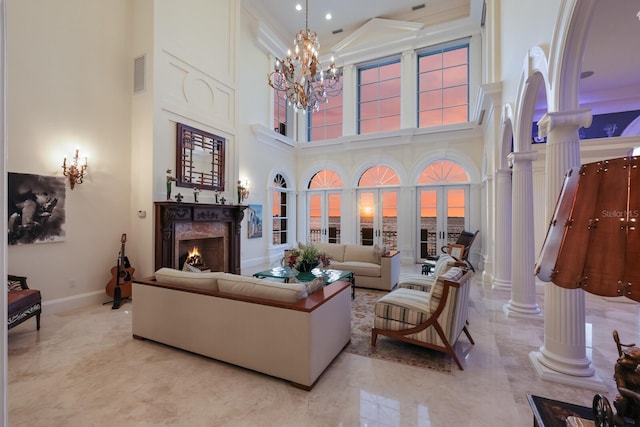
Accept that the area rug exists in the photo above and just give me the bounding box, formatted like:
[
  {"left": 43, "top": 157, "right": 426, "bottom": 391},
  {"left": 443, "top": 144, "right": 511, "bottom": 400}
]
[{"left": 345, "top": 288, "right": 453, "bottom": 373}]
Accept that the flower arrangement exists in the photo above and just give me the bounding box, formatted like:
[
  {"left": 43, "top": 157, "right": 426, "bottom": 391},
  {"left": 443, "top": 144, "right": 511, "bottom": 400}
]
[{"left": 285, "top": 244, "right": 330, "bottom": 272}]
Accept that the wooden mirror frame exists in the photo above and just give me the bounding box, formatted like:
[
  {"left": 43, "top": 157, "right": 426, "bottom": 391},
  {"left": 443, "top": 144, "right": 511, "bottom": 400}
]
[{"left": 176, "top": 123, "right": 225, "bottom": 192}]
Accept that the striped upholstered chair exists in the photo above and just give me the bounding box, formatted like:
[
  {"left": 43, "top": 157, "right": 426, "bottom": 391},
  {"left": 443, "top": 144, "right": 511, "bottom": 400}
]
[
  {"left": 371, "top": 264, "right": 474, "bottom": 370},
  {"left": 8, "top": 275, "right": 42, "bottom": 331}
]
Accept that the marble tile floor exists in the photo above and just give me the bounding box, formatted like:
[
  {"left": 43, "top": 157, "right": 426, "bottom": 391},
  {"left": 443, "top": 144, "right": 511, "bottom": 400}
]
[{"left": 7, "top": 264, "right": 640, "bottom": 426}]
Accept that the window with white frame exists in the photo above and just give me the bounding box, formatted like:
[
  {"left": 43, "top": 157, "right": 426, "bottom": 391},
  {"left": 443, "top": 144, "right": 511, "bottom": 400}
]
[
  {"left": 308, "top": 79, "right": 343, "bottom": 141},
  {"left": 417, "top": 41, "right": 469, "bottom": 127},
  {"left": 357, "top": 57, "right": 401, "bottom": 135},
  {"left": 273, "top": 91, "right": 287, "bottom": 136},
  {"left": 272, "top": 174, "right": 288, "bottom": 245}
]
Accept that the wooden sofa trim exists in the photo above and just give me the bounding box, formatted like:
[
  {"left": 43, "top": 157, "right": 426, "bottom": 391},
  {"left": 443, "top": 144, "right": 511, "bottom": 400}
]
[
  {"left": 371, "top": 269, "right": 474, "bottom": 370},
  {"left": 133, "top": 276, "right": 350, "bottom": 313}
]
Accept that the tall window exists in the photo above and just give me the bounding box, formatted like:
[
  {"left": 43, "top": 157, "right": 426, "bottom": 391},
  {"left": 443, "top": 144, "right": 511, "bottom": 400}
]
[
  {"left": 308, "top": 80, "right": 343, "bottom": 141},
  {"left": 357, "top": 166, "right": 400, "bottom": 250},
  {"left": 418, "top": 42, "right": 469, "bottom": 127},
  {"left": 308, "top": 170, "right": 343, "bottom": 244},
  {"left": 273, "top": 91, "right": 287, "bottom": 135},
  {"left": 272, "top": 174, "right": 288, "bottom": 245},
  {"left": 358, "top": 58, "right": 401, "bottom": 135}
]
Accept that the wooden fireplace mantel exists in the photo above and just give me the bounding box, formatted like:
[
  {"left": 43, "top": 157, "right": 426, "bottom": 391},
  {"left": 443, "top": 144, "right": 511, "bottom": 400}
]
[{"left": 154, "top": 202, "right": 247, "bottom": 274}]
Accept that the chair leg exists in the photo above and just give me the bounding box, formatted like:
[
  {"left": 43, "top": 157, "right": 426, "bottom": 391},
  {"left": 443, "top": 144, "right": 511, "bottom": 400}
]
[
  {"left": 463, "top": 325, "right": 474, "bottom": 345},
  {"left": 371, "top": 329, "right": 378, "bottom": 346},
  {"left": 36, "top": 313, "right": 41, "bottom": 330}
]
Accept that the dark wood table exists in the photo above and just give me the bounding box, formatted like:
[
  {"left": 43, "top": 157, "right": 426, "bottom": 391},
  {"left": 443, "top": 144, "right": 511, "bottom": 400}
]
[{"left": 527, "top": 394, "right": 595, "bottom": 426}]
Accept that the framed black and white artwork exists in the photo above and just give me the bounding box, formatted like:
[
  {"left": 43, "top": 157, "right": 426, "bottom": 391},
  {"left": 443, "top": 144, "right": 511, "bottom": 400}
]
[{"left": 8, "top": 172, "right": 66, "bottom": 245}]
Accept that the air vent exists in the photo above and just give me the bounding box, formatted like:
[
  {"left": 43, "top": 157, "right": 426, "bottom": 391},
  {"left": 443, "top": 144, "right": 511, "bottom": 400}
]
[
  {"left": 332, "top": 28, "right": 343, "bottom": 35},
  {"left": 412, "top": 3, "right": 426, "bottom": 11}
]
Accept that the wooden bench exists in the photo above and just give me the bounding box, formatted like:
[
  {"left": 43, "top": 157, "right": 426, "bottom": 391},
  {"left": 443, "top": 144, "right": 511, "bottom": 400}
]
[{"left": 8, "top": 275, "right": 42, "bottom": 330}]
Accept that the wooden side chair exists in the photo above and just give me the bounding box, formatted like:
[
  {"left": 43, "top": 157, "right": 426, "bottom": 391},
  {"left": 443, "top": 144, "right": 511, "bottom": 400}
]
[
  {"left": 429, "top": 229, "right": 478, "bottom": 271},
  {"left": 371, "top": 263, "right": 474, "bottom": 370},
  {"left": 7, "top": 275, "right": 42, "bottom": 330}
]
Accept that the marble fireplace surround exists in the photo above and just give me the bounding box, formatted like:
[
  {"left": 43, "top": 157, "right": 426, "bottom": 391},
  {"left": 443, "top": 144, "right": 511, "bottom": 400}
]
[{"left": 154, "top": 202, "right": 247, "bottom": 274}]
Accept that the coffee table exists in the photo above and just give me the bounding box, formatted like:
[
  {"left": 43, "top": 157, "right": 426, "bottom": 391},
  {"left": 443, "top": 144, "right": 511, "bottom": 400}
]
[{"left": 253, "top": 266, "right": 355, "bottom": 299}]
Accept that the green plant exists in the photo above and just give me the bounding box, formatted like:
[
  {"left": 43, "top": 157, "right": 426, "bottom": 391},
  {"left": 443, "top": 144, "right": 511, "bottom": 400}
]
[{"left": 285, "top": 244, "right": 330, "bottom": 270}]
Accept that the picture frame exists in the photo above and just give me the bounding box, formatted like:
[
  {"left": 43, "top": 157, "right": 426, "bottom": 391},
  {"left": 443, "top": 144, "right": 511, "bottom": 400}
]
[
  {"left": 8, "top": 172, "right": 66, "bottom": 245},
  {"left": 448, "top": 244, "right": 465, "bottom": 260},
  {"left": 247, "top": 204, "right": 263, "bottom": 239}
]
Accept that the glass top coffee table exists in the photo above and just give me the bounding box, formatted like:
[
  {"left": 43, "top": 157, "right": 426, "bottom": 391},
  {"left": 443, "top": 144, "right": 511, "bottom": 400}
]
[{"left": 253, "top": 266, "right": 355, "bottom": 299}]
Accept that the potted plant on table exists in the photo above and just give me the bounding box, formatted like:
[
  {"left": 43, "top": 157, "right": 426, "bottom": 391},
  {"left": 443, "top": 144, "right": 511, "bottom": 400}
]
[{"left": 285, "top": 244, "right": 330, "bottom": 273}]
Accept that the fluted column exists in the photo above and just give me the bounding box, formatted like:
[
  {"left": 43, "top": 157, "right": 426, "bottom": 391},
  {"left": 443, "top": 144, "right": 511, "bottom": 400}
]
[
  {"left": 529, "top": 110, "right": 605, "bottom": 390},
  {"left": 503, "top": 151, "right": 541, "bottom": 316},
  {"left": 492, "top": 168, "right": 512, "bottom": 290},
  {"left": 481, "top": 175, "right": 494, "bottom": 285}
]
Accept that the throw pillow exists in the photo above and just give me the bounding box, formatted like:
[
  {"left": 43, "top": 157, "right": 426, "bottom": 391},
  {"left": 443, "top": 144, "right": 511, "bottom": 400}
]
[{"left": 7, "top": 278, "right": 23, "bottom": 291}]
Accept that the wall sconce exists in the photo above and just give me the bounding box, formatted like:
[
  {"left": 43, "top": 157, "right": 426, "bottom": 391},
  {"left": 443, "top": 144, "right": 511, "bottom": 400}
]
[
  {"left": 237, "top": 179, "right": 249, "bottom": 204},
  {"left": 62, "top": 148, "right": 88, "bottom": 189}
]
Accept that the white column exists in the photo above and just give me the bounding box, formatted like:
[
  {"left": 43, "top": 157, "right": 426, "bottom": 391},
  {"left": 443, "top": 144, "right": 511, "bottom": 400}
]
[
  {"left": 529, "top": 110, "right": 605, "bottom": 390},
  {"left": 492, "top": 168, "right": 512, "bottom": 289},
  {"left": 481, "top": 175, "right": 494, "bottom": 284},
  {"left": 503, "top": 151, "right": 541, "bottom": 316}
]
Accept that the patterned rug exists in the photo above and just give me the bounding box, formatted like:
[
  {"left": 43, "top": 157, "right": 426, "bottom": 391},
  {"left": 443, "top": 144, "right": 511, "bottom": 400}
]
[{"left": 345, "top": 288, "right": 453, "bottom": 373}]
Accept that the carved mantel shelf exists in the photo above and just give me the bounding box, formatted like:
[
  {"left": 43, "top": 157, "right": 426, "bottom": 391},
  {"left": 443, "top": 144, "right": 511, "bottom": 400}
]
[{"left": 154, "top": 202, "right": 247, "bottom": 274}]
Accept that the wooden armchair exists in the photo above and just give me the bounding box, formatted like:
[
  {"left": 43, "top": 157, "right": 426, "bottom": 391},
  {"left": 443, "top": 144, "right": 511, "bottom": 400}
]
[
  {"left": 371, "top": 264, "right": 474, "bottom": 370},
  {"left": 429, "top": 229, "right": 478, "bottom": 271},
  {"left": 8, "top": 275, "right": 42, "bottom": 330}
]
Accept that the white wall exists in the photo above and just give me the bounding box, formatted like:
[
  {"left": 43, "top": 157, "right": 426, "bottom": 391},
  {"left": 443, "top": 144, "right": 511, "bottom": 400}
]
[{"left": 6, "top": 0, "right": 133, "bottom": 312}]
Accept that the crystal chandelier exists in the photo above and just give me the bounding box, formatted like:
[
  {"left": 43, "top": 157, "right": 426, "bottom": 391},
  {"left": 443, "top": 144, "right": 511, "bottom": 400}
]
[{"left": 267, "top": 0, "right": 340, "bottom": 113}]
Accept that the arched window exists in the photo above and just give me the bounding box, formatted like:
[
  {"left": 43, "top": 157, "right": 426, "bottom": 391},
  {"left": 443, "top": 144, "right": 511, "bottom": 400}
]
[
  {"left": 307, "top": 170, "right": 342, "bottom": 243},
  {"left": 358, "top": 166, "right": 400, "bottom": 187},
  {"left": 357, "top": 166, "right": 399, "bottom": 249},
  {"left": 417, "top": 160, "right": 470, "bottom": 259},
  {"left": 417, "top": 160, "right": 469, "bottom": 184},
  {"left": 308, "top": 169, "right": 343, "bottom": 189},
  {"left": 272, "top": 174, "right": 288, "bottom": 245}
]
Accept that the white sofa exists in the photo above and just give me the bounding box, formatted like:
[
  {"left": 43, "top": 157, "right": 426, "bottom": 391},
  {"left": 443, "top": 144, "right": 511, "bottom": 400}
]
[
  {"left": 312, "top": 242, "right": 401, "bottom": 291},
  {"left": 132, "top": 268, "right": 352, "bottom": 390}
]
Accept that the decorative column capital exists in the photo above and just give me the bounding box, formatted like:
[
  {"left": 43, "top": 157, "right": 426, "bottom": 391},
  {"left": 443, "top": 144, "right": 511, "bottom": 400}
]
[
  {"left": 537, "top": 109, "right": 592, "bottom": 139},
  {"left": 507, "top": 151, "right": 538, "bottom": 168}
]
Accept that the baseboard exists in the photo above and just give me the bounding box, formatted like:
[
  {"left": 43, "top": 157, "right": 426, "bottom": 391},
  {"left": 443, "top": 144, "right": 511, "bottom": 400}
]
[{"left": 42, "top": 290, "right": 107, "bottom": 315}]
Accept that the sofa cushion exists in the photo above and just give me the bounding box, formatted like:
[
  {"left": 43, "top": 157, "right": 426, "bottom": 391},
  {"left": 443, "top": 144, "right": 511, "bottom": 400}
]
[
  {"left": 344, "top": 245, "right": 377, "bottom": 264},
  {"left": 330, "top": 261, "right": 380, "bottom": 277},
  {"left": 154, "top": 268, "right": 224, "bottom": 291},
  {"left": 218, "top": 276, "right": 308, "bottom": 302},
  {"left": 313, "top": 242, "right": 345, "bottom": 262}
]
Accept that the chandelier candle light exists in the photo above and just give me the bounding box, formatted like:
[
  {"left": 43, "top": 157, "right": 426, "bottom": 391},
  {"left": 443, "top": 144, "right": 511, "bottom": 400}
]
[{"left": 267, "top": 0, "right": 340, "bottom": 112}]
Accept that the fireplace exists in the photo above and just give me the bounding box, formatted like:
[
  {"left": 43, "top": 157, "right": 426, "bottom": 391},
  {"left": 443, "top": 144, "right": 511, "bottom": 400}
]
[{"left": 154, "top": 202, "right": 247, "bottom": 273}]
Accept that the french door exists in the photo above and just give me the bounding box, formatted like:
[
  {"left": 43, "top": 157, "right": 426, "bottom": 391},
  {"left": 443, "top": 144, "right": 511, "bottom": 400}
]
[
  {"left": 357, "top": 189, "right": 398, "bottom": 250},
  {"left": 418, "top": 186, "right": 468, "bottom": 260},
  {"left": 308, "top": 191, "right": 342, "bottom": 243}
]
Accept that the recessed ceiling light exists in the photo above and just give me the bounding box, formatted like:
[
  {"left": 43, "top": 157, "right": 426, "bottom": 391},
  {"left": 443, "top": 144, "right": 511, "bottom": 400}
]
[
  {"left": 580, "top": 70, "right": 594, "bottom": 79},
  {"left": 295, "top": 4, "right": 302, "bottom": 11},
  {"left": 326, "top": 13, "right": 332, "bottom": 20}
]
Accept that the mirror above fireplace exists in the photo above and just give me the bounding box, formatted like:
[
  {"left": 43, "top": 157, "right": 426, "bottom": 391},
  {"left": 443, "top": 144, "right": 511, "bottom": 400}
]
[{"left": 176, "top": 123, "right": 225, "bottom": 192}]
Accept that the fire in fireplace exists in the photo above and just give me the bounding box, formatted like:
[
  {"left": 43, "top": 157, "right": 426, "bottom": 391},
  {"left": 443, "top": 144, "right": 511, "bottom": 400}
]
[{"left": 178, "top": 237, "right": 225, "bottom": 272}]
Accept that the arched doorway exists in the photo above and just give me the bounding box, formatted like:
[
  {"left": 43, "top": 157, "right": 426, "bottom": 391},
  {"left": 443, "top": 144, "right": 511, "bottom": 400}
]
[
  {"left": 357, "top": 166, "right": 400, "bottom": 250},
  {"left": 417, "top": 160, "right": 470, "bottom": 260},
  {"left": 307, "top": 169, "right": 343, "bottom": 244}
]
